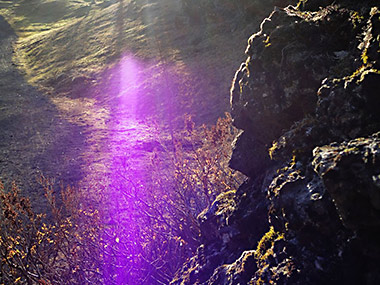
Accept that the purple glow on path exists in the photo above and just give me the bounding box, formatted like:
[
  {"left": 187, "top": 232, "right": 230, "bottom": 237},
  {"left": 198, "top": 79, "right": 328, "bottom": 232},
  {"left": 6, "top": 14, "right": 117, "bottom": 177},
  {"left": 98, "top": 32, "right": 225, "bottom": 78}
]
[
  {"left": 102, "top": 54, "right": 144, "bottom": 283},
  {"left": 101, "top": 54, "right": 166, "bottom": 283},
  {"left": 119, "top": 55, "right": 139, "bottom": 119},
  {"left": 90, "top": 51, "right": 209, "bottom": 283}
]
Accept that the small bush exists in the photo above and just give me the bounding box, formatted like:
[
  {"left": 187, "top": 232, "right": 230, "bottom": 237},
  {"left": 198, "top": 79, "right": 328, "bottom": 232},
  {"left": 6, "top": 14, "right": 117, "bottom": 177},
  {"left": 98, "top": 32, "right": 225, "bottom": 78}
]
[
  {"left": 0, "top": 114, "right": 243, "bottom": 284},
  {"left": 0, "top": 178, "right": 103, "bottom": 284}
]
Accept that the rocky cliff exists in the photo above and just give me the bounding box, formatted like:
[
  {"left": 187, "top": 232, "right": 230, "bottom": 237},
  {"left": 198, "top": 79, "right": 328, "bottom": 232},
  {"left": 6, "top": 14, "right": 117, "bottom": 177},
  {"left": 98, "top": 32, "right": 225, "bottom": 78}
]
[{"left": 172, "top": 0, "right": 380, "bottom": 284}]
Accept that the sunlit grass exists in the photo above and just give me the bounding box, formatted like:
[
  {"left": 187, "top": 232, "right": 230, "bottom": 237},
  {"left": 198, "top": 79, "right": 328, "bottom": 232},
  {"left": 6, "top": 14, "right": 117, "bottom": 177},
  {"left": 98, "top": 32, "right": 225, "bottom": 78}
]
[
  {"left": 1, "top": 0, "right": 247, "bottom": 101},
  {"left": 1, "top": 0, "right": 141, "bottom": 84},
  {"left": 0, "top": 0, "right": 91, "bottom": 36}
]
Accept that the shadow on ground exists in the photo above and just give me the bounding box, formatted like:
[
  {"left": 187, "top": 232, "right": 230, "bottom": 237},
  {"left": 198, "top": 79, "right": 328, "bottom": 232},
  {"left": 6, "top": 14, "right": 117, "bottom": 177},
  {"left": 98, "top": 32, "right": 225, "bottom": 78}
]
[{"left": 0, "top": 16, "right": 86, "bottom": 212}]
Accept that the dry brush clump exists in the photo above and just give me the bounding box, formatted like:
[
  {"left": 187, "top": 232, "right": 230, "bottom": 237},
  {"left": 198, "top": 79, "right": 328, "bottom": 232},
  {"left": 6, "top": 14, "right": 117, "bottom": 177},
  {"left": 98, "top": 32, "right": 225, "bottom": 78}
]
[
  {"left": 0, "top": 114, "right": 243, "bottom": 284},
  {"left": 0, "top": 178, "right": 104, "bottom": 284}
]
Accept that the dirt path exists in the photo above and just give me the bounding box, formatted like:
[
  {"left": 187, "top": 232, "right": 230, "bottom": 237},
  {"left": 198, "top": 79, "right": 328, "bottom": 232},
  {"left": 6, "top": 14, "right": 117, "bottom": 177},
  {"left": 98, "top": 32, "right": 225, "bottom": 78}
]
[
  {"left": 0, "top": 16, "right": 86, "bottom": 211},
  {"left": 0, "top": 0, "right": 248, "bottom": 210},
  {"left": 0, "top": 15, "right": 163, "bottom": 211}
]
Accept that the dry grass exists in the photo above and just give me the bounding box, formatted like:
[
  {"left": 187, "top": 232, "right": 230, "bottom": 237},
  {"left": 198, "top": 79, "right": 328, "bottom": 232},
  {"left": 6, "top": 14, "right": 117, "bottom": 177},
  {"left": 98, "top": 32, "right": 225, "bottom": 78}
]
[{"left": 0, "top": 0, "right": 249, "bottom": 111}]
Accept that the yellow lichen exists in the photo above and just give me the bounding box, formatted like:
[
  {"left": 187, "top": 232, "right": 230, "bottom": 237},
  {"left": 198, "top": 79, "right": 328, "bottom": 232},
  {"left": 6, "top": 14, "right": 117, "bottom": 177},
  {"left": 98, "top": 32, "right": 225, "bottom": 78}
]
[
  {"left": 255, "top": 226, "right": 284, "bottom": 263},
  {"left": 361, "top": 48, "right": 369, "bottom": 64},
  {"left": 263, "top": 35, "right": 271, "bottom": 48},
  {"left": 296, "top": 0, "right": 308, "bottom": 10},
  {"left": 253, "top": 226, "right": 285, "bottom": 284},
  {"left": 350, "top": 11, "right": 364, "bottom": 28},
  {"left": 268, "top": 141, "right": 278, "bottom": 160}
]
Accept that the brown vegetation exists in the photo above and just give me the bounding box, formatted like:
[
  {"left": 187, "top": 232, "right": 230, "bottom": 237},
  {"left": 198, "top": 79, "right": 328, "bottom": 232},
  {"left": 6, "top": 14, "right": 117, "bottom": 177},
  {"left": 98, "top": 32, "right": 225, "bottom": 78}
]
[{"left": 0, "top": 115, "right": 243, "bottom": 284}]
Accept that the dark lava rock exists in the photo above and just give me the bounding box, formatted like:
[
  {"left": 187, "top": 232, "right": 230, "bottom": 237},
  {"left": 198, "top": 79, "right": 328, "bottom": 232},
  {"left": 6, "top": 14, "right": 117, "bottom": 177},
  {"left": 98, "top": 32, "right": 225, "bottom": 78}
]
[
  {"left": 173, "top": 1, "right": 380, "bottom": 284},
  {"left": 313, "top": 133, "right": 380, "bottom": 231}
]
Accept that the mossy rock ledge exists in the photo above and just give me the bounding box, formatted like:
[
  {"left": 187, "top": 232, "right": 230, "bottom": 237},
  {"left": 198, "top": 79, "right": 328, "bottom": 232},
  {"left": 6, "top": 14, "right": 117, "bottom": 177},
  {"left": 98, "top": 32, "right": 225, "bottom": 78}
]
[{"left": 172, "top": 0, "right": 380, "bottom": 284}]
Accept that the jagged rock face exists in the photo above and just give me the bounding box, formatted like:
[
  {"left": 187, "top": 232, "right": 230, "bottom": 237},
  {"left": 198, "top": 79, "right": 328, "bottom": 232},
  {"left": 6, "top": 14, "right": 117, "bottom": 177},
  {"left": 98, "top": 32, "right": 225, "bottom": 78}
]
[
  {"left": 229, "top": 4, "right": 366, "bottom": 177},
  {"left": 313, "top": 133, "right": 380, "bottom": 231},
  {"left": 172, "top": 1, "right": 380, "bottom": 285}
]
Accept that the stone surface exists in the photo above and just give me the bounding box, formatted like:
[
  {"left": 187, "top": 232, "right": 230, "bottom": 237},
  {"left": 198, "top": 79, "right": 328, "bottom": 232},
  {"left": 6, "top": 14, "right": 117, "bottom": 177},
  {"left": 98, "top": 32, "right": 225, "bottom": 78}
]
[
  {"left": 172, "top": 1, "right": 380, "bottom": 284},
  {"left": 313, "top": 133, "right": 380, "bottom": 231}
]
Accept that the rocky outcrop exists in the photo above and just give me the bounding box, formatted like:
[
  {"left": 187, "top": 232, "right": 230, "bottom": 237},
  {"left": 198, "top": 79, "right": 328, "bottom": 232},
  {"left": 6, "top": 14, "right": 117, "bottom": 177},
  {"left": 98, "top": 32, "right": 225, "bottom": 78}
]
[
  {"left": 172, "top": 1, "right": 380, "bottom": 284},
  {"left": 313, "top": 133, "right": 380, "bottom": 231}
]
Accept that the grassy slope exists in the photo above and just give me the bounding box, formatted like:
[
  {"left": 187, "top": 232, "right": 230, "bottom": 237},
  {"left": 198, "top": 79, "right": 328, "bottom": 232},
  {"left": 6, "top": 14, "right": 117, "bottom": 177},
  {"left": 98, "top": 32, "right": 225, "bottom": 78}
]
[
  {"left": 0, "top": 0, "right": 253, "bottom": 122},
  {"left": 0, "top": 0, "right": 256, "bottom": 191},
  {"left": 2, "top": 0, "right": 143, "bottom": 83}
]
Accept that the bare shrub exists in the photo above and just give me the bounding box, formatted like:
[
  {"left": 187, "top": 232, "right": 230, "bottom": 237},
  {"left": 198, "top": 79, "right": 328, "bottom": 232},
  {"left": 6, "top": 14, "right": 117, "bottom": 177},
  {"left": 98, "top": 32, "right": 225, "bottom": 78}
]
[
  {"left": 0, "top": 114, "right": 243, "bottom": 284},
  {"left": 0, "top": 178, "right": 103, "bottom": 284}
]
